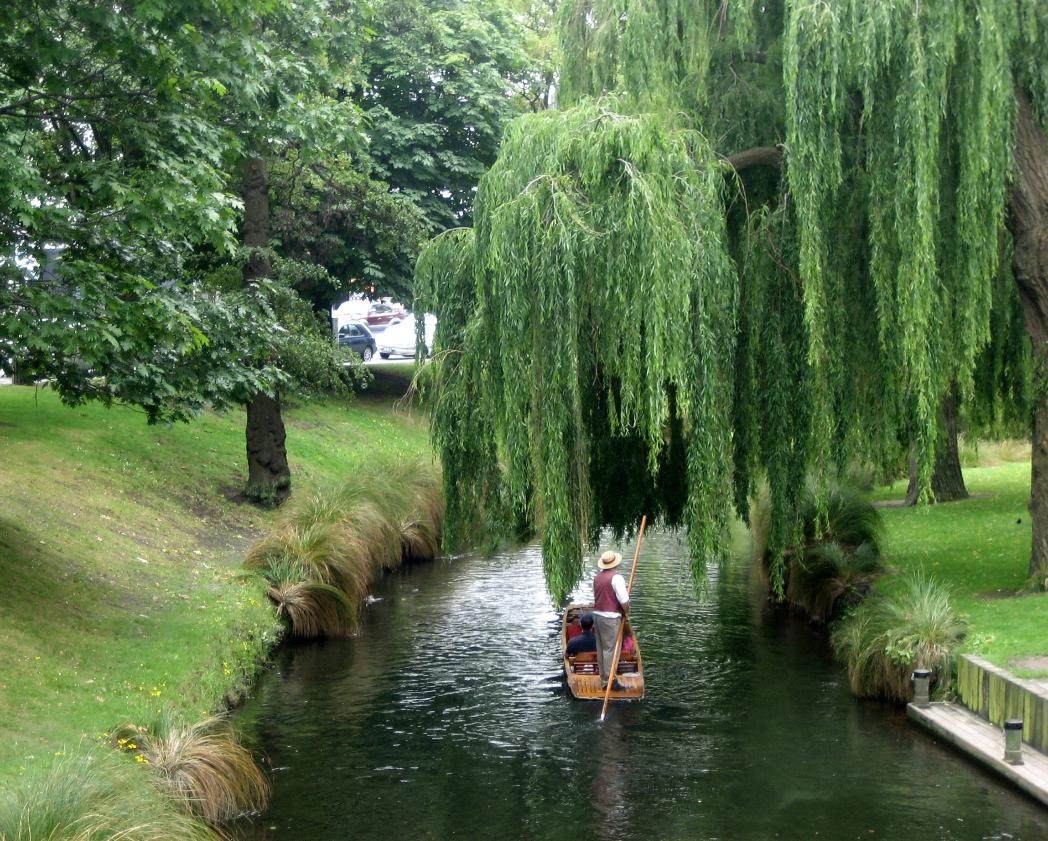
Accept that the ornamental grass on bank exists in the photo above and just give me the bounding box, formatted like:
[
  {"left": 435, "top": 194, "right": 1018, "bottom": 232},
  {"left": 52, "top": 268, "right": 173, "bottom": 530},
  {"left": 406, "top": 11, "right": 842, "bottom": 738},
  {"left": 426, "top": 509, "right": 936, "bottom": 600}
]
[
  {"left": 245, "top": 459, "right": 443, "bottom": 637},
  {"left": 831, "top": 570, "right": 967, "bottom": 703},
  {"left": 0, "top": 751, "right": 215, "bottom": 841},
  {"left": 111, "top": 715, "right": 269, "bottom": 825},
  {"left": 752, "top": 478, "right": 884, "bottom": 621},
  {"left": 787, "top": 541, "right": 883, "bottom": 623},
  {"left": 263, "top": 559, "right": 356, "bottom": 639}
]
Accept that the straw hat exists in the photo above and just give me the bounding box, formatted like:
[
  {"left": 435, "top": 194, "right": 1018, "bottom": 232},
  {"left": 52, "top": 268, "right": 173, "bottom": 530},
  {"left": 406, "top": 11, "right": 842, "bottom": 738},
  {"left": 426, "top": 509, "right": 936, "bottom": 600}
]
[{"left": 597, "top": 550, "right": 622, "bottom": 570}]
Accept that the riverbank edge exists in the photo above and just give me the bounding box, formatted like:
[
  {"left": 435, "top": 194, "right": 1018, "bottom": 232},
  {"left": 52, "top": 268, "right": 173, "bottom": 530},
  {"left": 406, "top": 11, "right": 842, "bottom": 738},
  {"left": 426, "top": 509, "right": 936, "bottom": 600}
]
[
  {"left": 907, "top": 700, "right": 1048, "bottom": 807},
  {"left": 904, "top": 653, "right": 1048, "bottom": 807},
  {"left": 956, "top": 654, "right": 1048, "bottom": 753},
  {"left": 0, "top": 381, "right": 434, "bottom": 833}
]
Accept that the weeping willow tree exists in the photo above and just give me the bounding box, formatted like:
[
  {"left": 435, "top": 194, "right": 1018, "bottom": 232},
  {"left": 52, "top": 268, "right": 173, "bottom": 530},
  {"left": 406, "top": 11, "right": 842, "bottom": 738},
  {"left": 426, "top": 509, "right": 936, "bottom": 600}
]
[
  {"left": 417, "top": 0, "right": 1048, "bottom": 601},
  {"left": 417, "top": 103, "right": 738, "bottom": 598}
]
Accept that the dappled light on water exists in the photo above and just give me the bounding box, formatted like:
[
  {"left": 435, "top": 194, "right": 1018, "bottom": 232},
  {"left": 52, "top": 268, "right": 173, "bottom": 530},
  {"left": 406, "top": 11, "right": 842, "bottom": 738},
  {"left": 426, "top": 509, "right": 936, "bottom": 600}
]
[{"left": 236, "top": 531, "right": 1048, "bottom": 840}]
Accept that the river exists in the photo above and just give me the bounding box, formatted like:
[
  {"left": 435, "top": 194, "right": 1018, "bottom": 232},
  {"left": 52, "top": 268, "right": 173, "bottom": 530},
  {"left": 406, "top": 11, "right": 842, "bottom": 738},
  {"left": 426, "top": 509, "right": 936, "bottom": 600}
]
[{"left": 235, "top": 530, "right": 1048, "bottom": 840}]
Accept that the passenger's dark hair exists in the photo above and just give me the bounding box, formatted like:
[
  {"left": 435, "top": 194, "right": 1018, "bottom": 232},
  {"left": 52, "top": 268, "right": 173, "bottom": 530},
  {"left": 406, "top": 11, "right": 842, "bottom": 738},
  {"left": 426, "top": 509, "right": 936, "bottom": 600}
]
[{"left": 580, "top": 613, "right": 594, "bottom": 630}]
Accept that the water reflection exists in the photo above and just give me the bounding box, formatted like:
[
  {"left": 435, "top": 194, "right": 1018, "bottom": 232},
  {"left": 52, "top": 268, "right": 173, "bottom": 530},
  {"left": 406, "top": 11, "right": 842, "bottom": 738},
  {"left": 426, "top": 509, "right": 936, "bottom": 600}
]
[{"left": 236, "top": 531, "right": 1048, "bottom": 841}]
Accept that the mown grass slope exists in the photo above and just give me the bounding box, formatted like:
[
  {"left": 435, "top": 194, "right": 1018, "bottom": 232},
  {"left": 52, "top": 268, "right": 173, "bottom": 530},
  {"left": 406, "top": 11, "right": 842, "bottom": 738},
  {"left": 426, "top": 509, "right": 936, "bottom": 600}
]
[{"left": 0, "top": 376, "right": 428, "bottom": 781}]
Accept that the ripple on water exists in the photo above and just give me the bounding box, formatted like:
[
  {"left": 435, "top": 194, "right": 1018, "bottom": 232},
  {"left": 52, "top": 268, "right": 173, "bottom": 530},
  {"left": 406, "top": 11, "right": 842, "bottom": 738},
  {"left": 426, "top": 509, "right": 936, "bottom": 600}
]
[{"left": 235, "top": 531, "right": 1048, "bottom": 841}]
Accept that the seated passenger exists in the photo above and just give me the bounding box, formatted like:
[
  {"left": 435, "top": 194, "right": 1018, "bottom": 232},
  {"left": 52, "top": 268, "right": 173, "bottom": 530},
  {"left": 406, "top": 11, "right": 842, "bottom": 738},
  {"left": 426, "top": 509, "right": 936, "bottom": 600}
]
[
  {"left": 566, "top": 617, "right": 583, "bottom": 640},
  {"left": 622, "top": 633, "right": 636, "bottom": 654},
  {"left": 567, "top": 613, "right": 597, "bottom": 655}
]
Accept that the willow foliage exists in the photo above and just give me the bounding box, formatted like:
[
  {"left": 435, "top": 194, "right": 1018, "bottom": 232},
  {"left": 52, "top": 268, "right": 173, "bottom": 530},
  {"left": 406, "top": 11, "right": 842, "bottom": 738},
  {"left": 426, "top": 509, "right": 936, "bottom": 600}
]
[
  {"left": 417, "top": 0, "right": 1047, "bottom": 601},
  {"left": 418, "top": 101, "right": 736, "bottom": 600},
  {"left": 784, "top": 0, "right": 1040, "bottom": 496}
]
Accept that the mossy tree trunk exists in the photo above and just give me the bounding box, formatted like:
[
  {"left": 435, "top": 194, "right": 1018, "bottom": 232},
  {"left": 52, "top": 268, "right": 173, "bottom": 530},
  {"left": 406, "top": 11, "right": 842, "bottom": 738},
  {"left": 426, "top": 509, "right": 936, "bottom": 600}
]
[
  {"left": 905, "top": 384, "right": 968, "bottom": 505},
  {"left": 1009, "top": 89, "right": 1048, "bottom": 589},
  {"left": 241, "top": 156, "right": 291, "bottom": 503}
]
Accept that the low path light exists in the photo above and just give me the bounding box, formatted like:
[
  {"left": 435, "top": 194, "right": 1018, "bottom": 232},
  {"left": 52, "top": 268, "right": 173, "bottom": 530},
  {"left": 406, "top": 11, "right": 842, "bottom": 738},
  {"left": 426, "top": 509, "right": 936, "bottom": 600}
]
[
  {"left": 1004, "top": 720, "right": 1024, "bottom": 765},
  {"left": 912, "top": 669, "right": 931, "bottom": 706}
]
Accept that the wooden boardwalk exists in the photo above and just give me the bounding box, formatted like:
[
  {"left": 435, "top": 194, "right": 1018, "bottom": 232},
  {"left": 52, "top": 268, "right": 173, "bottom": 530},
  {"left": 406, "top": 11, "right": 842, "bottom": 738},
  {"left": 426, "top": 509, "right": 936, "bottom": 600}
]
[{"left": 908, "top": 701, "right": 1048, "bottom": 807}]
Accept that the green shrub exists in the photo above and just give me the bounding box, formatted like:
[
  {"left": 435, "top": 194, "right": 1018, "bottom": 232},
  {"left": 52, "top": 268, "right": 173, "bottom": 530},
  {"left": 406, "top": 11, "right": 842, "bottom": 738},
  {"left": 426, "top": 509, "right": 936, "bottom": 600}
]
[
  {"left": 831, "top": 570, "right": 967, "bottom": 702},
  {"left": 0, "top": 751, "right": 215, "bottom": 841},
  {"left": 752, "top": 478, "right": 884, "bottom": 620},
  {"left": 843, "top": 461, "right": 878, "bottom": 491},
  {"left": 787, "top": 540, "right": 882, "bottom": 622},
  {"left": 111, "top": 715, "right": 268, "bottom": 825}
]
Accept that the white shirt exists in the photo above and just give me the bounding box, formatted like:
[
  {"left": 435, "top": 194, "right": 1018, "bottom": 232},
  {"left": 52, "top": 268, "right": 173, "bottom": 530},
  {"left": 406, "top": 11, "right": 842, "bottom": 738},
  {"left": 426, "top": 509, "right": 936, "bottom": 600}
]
[{"left": 594, "top": 572, "right": 630, "bottom": 618}]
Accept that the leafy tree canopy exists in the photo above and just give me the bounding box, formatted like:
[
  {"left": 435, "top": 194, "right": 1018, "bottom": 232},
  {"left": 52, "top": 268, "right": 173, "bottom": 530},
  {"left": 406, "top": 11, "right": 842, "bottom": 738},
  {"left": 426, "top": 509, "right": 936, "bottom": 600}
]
[
  {"left": 417, "top": 0, "right": 1048, "bottom": 600},
  {"left": 360, "top": 0, "right": 537, "bottom": 235},
  {"left": 0, "top": 0, "right": 369, "bottom": 420},
  {"left": 269, "top": 152, "right": 427, "bottom": 307}
]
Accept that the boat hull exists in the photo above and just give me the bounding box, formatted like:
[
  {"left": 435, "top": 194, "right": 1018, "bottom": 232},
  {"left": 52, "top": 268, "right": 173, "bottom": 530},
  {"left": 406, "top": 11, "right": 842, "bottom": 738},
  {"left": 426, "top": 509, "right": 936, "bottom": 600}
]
[{"left": 562, "top": 603, "right": 645, "bottom": 701}]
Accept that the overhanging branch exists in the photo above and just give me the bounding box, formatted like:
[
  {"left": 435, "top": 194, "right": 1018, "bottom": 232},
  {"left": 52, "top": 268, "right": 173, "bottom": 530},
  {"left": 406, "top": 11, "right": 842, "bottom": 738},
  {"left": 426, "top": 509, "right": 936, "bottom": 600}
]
[{"left": 721, "top": 145, "right": 784, "bottom": 174}]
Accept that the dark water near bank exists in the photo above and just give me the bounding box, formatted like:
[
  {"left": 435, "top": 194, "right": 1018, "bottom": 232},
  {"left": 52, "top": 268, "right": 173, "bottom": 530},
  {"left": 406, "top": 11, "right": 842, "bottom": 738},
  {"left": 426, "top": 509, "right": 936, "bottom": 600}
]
[{"left": 237, "top": 531, "right": 1048, "bottom": 841}]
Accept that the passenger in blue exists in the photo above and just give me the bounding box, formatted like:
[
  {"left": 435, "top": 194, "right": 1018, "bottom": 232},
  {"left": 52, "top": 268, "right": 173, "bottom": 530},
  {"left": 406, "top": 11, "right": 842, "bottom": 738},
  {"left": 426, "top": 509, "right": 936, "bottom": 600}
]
[{"left": 567, "top": 613, "right": 597, "bottom": 655}]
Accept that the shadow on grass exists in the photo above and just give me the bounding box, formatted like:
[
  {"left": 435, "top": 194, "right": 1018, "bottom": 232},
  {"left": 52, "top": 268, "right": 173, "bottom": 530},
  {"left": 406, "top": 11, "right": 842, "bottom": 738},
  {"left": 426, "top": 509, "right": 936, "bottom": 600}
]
[
  {"left": 0, "top": 516, "right": 132, "bottom": 638},
  {"left": 359, "top": 364, "right": 416, "bottom": 401}
]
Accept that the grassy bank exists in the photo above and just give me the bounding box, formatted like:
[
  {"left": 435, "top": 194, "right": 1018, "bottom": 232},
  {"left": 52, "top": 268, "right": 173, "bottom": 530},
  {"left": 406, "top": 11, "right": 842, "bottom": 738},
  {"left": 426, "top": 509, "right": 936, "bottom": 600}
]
[
  {"left": 0, "top": 374, "right": 429, "bottom": 783},
  {"left": 873, "top": 460, "right": 1048, "bottom": 678}
]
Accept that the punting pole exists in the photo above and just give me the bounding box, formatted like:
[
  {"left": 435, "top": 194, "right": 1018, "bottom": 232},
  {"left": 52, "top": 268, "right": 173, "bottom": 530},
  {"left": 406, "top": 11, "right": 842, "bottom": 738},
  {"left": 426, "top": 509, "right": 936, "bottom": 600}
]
[{"left": 599, "top": 514, "right": 647, "bottom": 722}]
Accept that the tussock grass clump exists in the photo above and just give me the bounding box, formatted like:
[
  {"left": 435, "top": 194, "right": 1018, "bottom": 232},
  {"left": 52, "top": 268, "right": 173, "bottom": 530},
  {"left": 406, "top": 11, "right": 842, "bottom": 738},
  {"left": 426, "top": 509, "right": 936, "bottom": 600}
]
[
  {"left": 112, "top": 715, "right": 269, "bottom": 825},
  {"left": 752, "top": 478, "right": 884, "bottom": 621},
  {"left": 787, "top": 541, "right": 882, "bottom": 623},
  {"left": 396, "top": 466, "right": 445, "bottom": 561},
  {"left": 831, "top": 571, "right": 967, "bottom": 703},
  {"left": 268, "top": 579, "right": 356, "bottom": 639},
  {"left": 0, "top": 750, "right": 215, "bottom": 841},
  {"left": 247, "top": 518, "right": 373, "bottom": 602},
  {"left": 245, "top": 459, "right": 443, "bottom": 637}
]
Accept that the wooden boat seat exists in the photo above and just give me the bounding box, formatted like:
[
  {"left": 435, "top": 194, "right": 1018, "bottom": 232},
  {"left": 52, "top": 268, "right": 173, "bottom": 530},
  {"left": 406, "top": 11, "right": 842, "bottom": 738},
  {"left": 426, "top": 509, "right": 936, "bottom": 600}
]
[{"left": 572, "top": 651, "right": 597, "bottom": 663}]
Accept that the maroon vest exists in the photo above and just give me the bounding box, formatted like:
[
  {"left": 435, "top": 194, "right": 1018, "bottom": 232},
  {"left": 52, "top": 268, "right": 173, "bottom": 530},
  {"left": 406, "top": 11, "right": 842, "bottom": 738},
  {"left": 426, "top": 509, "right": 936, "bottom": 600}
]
[{"left": 594, "top": 569, "right": 624, "bottom": 613}]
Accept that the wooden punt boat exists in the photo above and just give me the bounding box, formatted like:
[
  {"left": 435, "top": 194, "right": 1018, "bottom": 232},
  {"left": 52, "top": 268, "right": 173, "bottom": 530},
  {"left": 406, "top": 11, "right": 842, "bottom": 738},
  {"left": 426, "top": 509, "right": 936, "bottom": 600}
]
[{"left": 562, "top": 603, "right": 644, "bottom": 701}]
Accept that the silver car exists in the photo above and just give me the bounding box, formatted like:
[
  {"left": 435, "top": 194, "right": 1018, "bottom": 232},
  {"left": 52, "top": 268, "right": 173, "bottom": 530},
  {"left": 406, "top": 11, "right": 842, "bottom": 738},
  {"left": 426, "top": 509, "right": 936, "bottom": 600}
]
[{"left": 378, "top": 315, "right": 437, "bottom": 359}]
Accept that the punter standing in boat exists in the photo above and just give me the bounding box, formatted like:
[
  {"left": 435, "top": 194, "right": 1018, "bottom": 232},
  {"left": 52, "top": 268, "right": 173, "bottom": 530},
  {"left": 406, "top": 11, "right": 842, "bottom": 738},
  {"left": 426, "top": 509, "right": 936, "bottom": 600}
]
[{"left": 593, "top": 550, "right": 629, "bottom": 692}]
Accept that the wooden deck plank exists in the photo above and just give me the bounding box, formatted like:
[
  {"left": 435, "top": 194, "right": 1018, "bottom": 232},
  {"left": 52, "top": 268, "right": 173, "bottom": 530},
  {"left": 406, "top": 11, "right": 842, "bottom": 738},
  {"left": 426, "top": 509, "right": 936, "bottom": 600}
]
[{"left": 908, "top": 701, "right": 1048, "bottom": 807}]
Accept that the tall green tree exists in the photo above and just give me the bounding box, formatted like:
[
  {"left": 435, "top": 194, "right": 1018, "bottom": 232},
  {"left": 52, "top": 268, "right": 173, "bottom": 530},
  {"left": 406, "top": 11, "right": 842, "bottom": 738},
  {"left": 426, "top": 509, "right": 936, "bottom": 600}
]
[
  {"left": 270, "top": 153, "right": 426, "bottom": 306},
  {"left": 264, "top": 0, "right": 544, "bottom": 308},
  {"left": 0, "top": 0, "right": 368, "bottom": 497},
  {"left": 417, "top": 0, "right": 1048, "bottom": 599},
  {"left": 208, "top": 0, "right": 371, "bottom": 501},
  {"left": 0, "top": 0, "right": 249, "bottom": 388},
  {"left": 360, "top": 0, "right": 535, "bottom": 235}
]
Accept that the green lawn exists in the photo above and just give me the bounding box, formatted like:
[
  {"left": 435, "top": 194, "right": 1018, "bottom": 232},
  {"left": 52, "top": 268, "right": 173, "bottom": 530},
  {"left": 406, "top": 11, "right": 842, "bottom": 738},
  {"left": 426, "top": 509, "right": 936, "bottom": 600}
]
[
  {"left": 873, "top": 461, "right": 1048, "bottom": 677},
  {"left": 3, "top": 369, "right": 1044, "bottom": 782},
  {"left": 0, "top": 373, "right": 429, "bottom": 782}
]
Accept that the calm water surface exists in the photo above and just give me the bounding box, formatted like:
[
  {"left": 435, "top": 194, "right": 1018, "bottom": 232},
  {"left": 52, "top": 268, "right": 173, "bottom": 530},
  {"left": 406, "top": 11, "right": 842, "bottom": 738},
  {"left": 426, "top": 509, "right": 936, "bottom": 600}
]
[{"left": 236, "top": 531, "right": 1048, "bottom": 840}]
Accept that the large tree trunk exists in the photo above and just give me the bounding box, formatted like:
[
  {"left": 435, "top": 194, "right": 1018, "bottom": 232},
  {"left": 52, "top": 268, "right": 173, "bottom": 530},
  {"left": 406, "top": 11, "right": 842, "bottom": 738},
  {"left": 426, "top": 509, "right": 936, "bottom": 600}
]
[
  {"left": 905, "top": 385, "right": 968, "bottom": 505},
  {"left": 245, "top": 391, "right": 290, "bottom": 502},
  {"left": 1008, "top": 89, "right": 1048, "bottom": 588},
  {"left": 241, "top": 156, "right": 291, "bottom": 504}
]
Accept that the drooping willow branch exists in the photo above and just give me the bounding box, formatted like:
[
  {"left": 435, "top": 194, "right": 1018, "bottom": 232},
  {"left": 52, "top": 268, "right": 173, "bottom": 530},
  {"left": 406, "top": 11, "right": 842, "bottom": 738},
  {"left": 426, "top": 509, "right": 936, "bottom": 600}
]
[
  {"left": 417, "top": 101, "right": 738, "bottom": 601},
  {"left": 418, "top": 0, "right": 1048, "bottom": 601}
]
